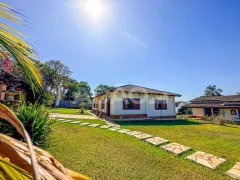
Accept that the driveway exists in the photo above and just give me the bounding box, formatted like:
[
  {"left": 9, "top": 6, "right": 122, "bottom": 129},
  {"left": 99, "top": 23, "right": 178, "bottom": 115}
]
[{"left": 49, "top": 113, "right": 97, "bottom": 119}]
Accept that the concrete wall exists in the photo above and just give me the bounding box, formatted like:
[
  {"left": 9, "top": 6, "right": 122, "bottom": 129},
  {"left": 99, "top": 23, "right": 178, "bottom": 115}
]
[
  {"left": 223, "top": 109, "right": 239, "bottom": 120},
  {"left": 192, "top": 108, "right": 205, "bottom": 117},
  {"left": 111, "top": 91, "right": 176, "bottom": 117},
  {"left": 192, "top": 108, "right": 240, "bottom": 120}
]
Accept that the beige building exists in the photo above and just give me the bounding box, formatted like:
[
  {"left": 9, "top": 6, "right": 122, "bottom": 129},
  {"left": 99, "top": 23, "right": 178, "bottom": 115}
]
[
  {"left": 185, "top": 95, "right": 240, "bottom": 121},
  {"left": 92, "top": 84, "right": 181, "bottom": 120}
]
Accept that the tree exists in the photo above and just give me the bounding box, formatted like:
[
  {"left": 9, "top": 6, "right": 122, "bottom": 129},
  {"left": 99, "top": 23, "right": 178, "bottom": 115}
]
[
  {"left": 178, "top": 107, "right": 192, "bottom": 115},
  {"left": 204, "top": 85, "right": 223, "bottom": 97},
  {"left": 43, "top": 60, "right": 72, "bottom": 106},
  {"left": 94, "top": 84, "right": 114, "bottom": 96}
]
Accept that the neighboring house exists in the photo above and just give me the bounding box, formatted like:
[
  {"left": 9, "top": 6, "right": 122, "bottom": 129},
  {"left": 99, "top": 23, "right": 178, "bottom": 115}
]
[
  {"left": 175, "top": 101, "right": 188, "bottom": 114},
  {"left": 0, "top": 68, "right": 34, "bottom": 103},
  {"left": 92, "top": 84, "right": 181, "bottom": 120},
  {"left": 184, "top": 95, "right": 240, "bottom": 121}
]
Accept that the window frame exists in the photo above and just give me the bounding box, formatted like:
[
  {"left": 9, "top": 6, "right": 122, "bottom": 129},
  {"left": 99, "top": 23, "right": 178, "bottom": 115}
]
[
  {"left": 155, "top": 100, "right": 167, "bottom": 110},
  {"left": 230, "top": 109, "right": 237, "bottom": 115},
  {"left": 123, "top": 98, "right": 140, "bottom": 110}
]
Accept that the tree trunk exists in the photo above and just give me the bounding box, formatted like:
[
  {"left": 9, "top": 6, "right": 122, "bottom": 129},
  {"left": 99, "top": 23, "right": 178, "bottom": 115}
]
[{"left": 55, "top": 87, "right": 61, "bottom": 107}]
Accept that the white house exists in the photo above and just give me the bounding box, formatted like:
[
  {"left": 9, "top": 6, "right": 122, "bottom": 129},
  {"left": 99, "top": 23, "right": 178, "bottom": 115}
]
[
  {"left": 175, "top": 101, "right": 188, "bottom": 114},
  {"left": 185, "top": 95, "right": 240, "bottom": 121},
  {"left": 92, "top": 84, "right": 181, "bottom": 120}
]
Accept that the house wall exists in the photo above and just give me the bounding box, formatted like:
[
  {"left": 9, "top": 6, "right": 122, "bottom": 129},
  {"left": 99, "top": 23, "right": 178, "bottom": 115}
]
[
  {"left": 110, "top": 91, "right": 176, "bottom": 119},
  {"left": 192, "top": 108, "right": 205, "bottom": 117},
  {"left": 223, "top": 108, "right": 239, "bottom": 120}
]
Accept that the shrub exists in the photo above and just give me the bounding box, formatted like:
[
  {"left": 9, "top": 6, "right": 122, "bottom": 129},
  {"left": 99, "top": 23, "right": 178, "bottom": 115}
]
[
  {"left": 79, "top": 102, "right": 85, "bottom": 114},
  {"left": 203, "top": 114, "right": 232, "bottom": 126},
  {"left": 0, "top": 98, "right": 54, "bottom": 147}
]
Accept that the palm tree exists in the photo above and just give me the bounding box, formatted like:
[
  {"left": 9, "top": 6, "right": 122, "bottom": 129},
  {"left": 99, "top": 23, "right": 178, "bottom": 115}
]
[{"left": 204, "top": 85, "right": 223, "bottom": 97}]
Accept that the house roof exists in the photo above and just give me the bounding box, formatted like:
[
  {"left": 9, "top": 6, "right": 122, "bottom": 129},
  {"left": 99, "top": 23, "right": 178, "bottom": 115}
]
[
  {"left": 94, "top": 84, "right": 181, "bottom": 98},
  {"left": 190, "top": 95, "right": 240, "bottom": 102},
  {"left": 184, "top": 95, "right": 240, "bottom": 108},
  {"left": 184, "top": 103, "right": 240, "bottom": 108}
]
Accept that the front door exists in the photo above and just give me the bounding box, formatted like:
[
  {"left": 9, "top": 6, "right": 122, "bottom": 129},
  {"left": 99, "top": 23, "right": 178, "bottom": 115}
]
[
  {"left": 106, "top": 95, "right": 111, "bottom": 116},
  {"left": 238, "top": 108, "right": 240, "bottom": 118},
  {"left": 204, "top": 108, "right": 212, "bottom": 116}
]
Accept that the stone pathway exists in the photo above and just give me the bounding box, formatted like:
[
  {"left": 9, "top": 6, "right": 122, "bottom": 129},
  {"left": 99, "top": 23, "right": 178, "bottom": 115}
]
[
  {"left": 161, "top": 143, "right": 191, "bottom": 156},
  {"left": 145, "top": 137, "right": 169, "bottom": 146},
  {"left": 56, "top": 118, "right": 239, "bottom": 179},
  {"left": 227, "top": 162, "right": 240, "bottom": 179},
  {"left": 186, "top": 151, "right": 226, "bottom": 169}
]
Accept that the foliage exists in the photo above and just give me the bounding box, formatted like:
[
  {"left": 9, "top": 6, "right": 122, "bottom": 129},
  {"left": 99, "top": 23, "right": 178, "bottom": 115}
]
[
  {"left": 94, "top": 84, "right": 114, "bottom": 96},
  {"left": 65, "top": 80, "right": 92, "bottom": 101},
  {"left": 79, "top": 102, "right": 86, "bottom": 114},
  {"left": 0, "top": 3, "right": 42, "bottom": 94},
  {"left": 0, "top": 156, "right": 32, "bottom": 180},
  {"left": 39, "top": 91, "right": 55, "bottom": 107},
  {"left": 0, "top": 97, "right": 54, "bottom": 147},
  {"left": 177, "top": 107, "right": 192, "bottom": 115},
  {"left": 15, "top": 98, "right": 54, "bottom": 147},
  {"left": 204, "top": 85, "right": 223, "bottom": 97},
  {"left": 204, "top": 114, "right": 233, "bottom": 126}
]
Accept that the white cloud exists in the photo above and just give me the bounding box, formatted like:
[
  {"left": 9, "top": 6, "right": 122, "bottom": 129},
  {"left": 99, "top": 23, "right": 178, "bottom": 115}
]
[{"left": 121, "top": 31, "right": 148, "bottom": 50}]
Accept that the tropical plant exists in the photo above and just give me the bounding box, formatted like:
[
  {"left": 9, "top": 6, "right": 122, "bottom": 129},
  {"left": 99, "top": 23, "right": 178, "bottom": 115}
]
[
  {"left": 204, "top": 85, "right": 223, "bottom": 97},
  {"left": 0, "top": 96, "right": 54, "bottom": 147},
  {"left": 80, "top": 102, "right": 86, "bottom": 114},
  {"left": 0, "top": 3, "right": 42, "bottom": 93}
]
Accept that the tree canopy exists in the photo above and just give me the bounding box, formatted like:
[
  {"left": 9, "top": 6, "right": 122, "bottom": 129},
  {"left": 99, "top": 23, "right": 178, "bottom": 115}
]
[
  {"left": 204, "top": 85, "right": 223, "bottom": 97},
  {"left": 94, "top": 84, "right": 114, "bottom": 96}
]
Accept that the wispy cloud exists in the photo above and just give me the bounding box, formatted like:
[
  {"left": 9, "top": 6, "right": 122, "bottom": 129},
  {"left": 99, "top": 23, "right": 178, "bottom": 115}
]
[{"left": 121, "top": 31, "right": 148, "bottom": 50}]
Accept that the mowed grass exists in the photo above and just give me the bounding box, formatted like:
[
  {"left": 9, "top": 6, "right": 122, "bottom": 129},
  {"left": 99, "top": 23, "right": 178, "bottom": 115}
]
[
  {"left": 46, "top": 122, "right": 231, "bottom": 180},
  {"left": 118, "top": 120, "right": 240, "bottom": 163},
  {"left": 47, "top": 108, "right": 90, "bottom": 115},
  {"left": 60, "top": 118, "right": 106, "bottom": 125}
]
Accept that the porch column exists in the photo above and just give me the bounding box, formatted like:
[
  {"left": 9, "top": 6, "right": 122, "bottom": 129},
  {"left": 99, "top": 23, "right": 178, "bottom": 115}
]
[{"left": 211, "top": 108, "right": 214, "bottom": 116}]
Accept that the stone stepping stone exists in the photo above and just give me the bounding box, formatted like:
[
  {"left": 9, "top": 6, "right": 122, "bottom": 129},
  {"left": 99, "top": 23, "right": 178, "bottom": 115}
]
[
  {"left": 226, "top": 162, "right": 240, "bottom": 179},
  {"left": 99, "top": 125, "right": 112, "bottom": 129},
  {"left": 108, "top": 127, "right": 120, "bottom": 131},
  {"left": 133, "top": 133, "right": 153, "bottom": 140},
  {"left": 186, "top": 151, "right": 226, "bottom": 169},
  {"left": 125, "top": 131, "right": 143, "bottom": 136},
  {"left": 145, "top": 137, "right": 169, "bottom": 146},
  {"left": 69, "top": 121, "right": 81, "bottom": 124},
  {"left": 88, "top": 124, "right": 100, "bottom": 127},
  {"left": 117, "top": 129, "right": 131, "bottom": 133},
  {"left": 80, "top": 122, "right": 91, "bottom": 126},
  {"left": 161, "top": 143, "right": 191, "bottom": 155}
]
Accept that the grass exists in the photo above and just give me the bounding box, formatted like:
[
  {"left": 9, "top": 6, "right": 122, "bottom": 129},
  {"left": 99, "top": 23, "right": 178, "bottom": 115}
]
[
  {"left": 60, "top": 118, "right": 106, "bottom": 125},
  {"left": 46, "top": 108, "right": 91, "bottom": 115},
  {"left": 117, "top": 120, "right": 240, "bottom": 163},
  {"left": 46, "top": 122, "right": 232, "bottom": 180}
]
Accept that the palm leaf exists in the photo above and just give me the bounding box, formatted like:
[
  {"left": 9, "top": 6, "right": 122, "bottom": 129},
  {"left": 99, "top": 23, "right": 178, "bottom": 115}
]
[
  {"left": 0, "top": 156, "right": 32, "bottom": 180},
  {"left": 0, "top": 3, "right": 42, "bottom": 94}
]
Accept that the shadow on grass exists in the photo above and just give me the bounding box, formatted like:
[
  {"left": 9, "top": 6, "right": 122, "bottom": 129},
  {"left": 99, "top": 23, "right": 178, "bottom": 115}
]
[{"left": 116, "top": 120, "right": 200, "bottom": 126}]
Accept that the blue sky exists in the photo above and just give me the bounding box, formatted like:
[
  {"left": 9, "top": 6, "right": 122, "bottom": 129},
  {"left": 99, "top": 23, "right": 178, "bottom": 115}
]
[{"left": 5, "top": 0, "right": 240, "bottom": 101}]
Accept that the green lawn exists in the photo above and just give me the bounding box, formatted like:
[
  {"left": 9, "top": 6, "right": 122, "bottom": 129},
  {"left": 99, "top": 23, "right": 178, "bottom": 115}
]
[
  {"left": 60, "top": 118, "right": 106, "bottom": 125},
  {"left": 47, "top": 107, "right": 90, "bottom": 115},
  {"left": 46, "top": 122, "right": 232, "bottom": 180},
  {"left": 117, "top": 120, "right": 240, "bottom": 163}
]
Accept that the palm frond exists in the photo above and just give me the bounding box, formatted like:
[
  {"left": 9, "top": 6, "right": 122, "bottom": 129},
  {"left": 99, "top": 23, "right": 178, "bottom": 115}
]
[{"left": 0, "top": 3, "right": 42, "bottom": 94}]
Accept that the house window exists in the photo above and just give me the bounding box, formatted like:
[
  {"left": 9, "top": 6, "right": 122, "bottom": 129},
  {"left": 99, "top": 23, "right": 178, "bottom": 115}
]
[
  {"left": 101, "top": 100, "right": 105, "bottom": 109},
  {"left": 231, "top": 109, "right": 237, "bottom": 115},
  {"left": 123, "top": 98, "right": 140, "bottom": 110},
  {"left": 155, "top": 100, "right": 167, "bottom": 110}
]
